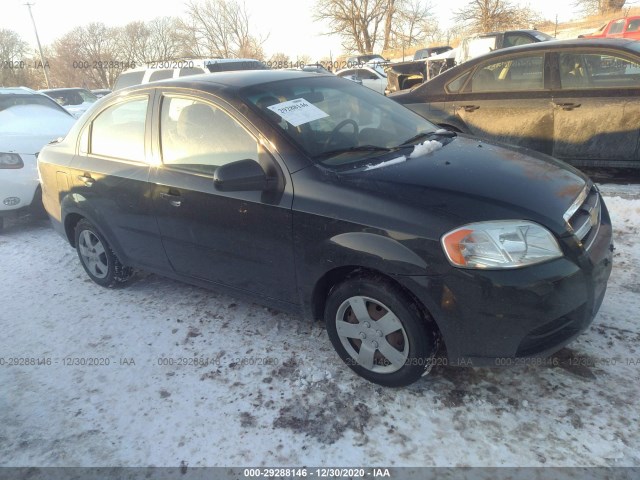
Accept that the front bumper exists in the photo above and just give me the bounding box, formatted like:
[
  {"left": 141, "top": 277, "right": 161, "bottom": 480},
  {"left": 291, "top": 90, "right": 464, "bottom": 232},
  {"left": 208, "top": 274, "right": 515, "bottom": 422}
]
[{"left": 396, "top": 199, "right": 614, "bottom": 366}]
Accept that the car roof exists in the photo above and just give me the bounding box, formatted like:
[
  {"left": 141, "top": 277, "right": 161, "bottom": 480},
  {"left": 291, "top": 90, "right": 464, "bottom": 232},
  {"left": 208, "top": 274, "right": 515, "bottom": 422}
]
[
  {"left": 463, "top": 38, "right": 639, "bottom": 60},
  {"left": 122, "top": 69, "right": 331, "bottom": 93}
]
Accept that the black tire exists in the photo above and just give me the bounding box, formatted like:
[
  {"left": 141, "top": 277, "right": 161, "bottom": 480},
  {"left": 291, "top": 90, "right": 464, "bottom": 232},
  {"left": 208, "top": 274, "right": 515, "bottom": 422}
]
[
  {"left": 74, "top": 219, "right": 133, "bottom": 287},
  {"left": 324, "top": 275, "right": 437, "bottom": 387}
]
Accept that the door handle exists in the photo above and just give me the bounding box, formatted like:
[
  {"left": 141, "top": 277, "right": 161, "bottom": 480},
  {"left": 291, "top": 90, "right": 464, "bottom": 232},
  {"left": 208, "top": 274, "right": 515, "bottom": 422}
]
[
  {"left": 77, "top": 174, "right": 95, "bottom": 187},
  {"left": 160, "top": 191, "right": 182, "bottom": 207},
  {"left": 554, "top": 102, "right": 581, "bottom": 111},
  {"left": 459, "top": 105, "right": 480, "bottom": 112}
]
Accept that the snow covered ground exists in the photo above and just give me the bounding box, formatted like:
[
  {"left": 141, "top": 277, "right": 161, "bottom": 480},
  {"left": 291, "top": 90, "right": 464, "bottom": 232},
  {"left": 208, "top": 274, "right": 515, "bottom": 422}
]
[{"left": 1, "top": 183, "right": 639, "bottom": 468}]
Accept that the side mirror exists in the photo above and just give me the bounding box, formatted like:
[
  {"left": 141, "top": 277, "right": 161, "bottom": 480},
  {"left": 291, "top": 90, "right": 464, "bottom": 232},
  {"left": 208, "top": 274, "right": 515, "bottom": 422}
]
[{"left": 214, "top": 159, "right": 268, "bottom": 192}]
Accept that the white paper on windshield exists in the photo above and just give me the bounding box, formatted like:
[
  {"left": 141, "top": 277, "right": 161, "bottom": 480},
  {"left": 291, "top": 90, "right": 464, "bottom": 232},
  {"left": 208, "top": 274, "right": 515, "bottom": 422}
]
[{"left": 266, "top": 98, "right": 329, "bottom": 127}]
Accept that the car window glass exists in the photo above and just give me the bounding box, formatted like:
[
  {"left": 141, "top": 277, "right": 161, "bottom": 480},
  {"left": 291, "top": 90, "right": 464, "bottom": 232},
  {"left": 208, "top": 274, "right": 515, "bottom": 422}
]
[
  {"left": 503, "top": 34, "right": 534, "bottom": 48},
  {"left": 627, "top": 19, "right": 640, "bottom": 32},
  {"left": 78, "top": 90, "right": 98, "bottom": 103},
  {"left": 160, "top": 96, "right": 259, "bottom": 175},
  {"left": 90, "top": 97, "right": 148, "bottom": 162},
  {"left": 338, "top": 69, "right": 356, "bottom": 77},
  {"left": 242, "top": 76, "right": 437, "bottom": 164},
  {"left": 357, "top": 69, "right": 378, "bottom": 80},
  {"left": 114, "top": 71, "right": 145, "bottom": 90},
  {"left": 446, "top": 71, "right": 471, "bottom": 92},
  {"left": 179, "top": 67, "right": 206, "bottom": 77},
  {"left": 470, "top": 55, "right": 544, "bottom": 92},
  {"left": 149, "top": 70, "right": 174, "bottom": 82},
  {"left": 560, "top": 52, "right": 640, "bottom": 89},
  {"left": 610, "top": 20, "right": 625, "bottom": 34}
]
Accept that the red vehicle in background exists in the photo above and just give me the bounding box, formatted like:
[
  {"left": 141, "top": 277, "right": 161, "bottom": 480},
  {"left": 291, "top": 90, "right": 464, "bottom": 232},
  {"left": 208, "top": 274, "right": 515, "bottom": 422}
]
[{"left": 580, "top": 16, "right": 640, "bottom": 39}]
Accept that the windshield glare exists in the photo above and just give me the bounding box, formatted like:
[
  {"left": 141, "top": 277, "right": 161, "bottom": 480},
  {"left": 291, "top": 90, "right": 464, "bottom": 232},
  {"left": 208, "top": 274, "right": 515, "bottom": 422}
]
[{"left": 242, "top": 77, "right": 437, "bottom": 166}]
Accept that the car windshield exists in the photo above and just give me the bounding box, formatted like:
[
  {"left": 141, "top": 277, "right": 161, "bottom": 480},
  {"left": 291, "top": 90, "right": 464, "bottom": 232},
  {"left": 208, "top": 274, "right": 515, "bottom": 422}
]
[{"left": 242, "top": 76, "right": 438, "bottom": 168}]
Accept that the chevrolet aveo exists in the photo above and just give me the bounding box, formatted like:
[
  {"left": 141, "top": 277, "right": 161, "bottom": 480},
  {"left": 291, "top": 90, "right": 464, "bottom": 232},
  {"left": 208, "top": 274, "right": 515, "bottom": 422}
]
[{"left": 38, "top": 71, "right": 613, "bottom": 387}]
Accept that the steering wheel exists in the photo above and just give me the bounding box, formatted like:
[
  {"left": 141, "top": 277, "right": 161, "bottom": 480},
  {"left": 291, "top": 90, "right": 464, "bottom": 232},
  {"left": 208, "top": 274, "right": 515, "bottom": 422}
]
[{"left": 324, "top": 119, "right": 359, "bottom": 149}]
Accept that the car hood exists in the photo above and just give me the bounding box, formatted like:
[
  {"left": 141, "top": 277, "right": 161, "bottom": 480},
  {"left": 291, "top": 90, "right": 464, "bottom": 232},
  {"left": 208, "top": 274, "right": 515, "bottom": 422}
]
[
  {"left": 0, "top": 133, "right": 67, "bottom": 155},
  {"left": 335, "top": 134, "right": 587, "bottom": 234}
]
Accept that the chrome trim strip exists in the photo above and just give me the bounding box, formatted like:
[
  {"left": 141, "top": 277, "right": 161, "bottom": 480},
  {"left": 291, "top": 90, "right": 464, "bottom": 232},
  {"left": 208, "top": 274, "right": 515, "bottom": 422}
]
[{"left": 564, "top": 184, "right": 590, "bottom": 222}]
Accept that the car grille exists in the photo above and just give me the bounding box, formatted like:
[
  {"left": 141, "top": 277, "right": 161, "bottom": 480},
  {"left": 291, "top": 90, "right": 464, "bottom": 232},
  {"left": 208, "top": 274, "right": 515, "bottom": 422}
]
[{"left": 565, "top": 186, "right": 601, "bottom": 251}]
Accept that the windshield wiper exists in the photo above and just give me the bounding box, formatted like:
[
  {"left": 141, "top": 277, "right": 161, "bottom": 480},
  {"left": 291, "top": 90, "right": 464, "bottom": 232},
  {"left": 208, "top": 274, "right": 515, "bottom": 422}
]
[
  {"left": 317, "top": 144, "right": 393, "bottom": 159},
  {"left": 399, "top": 129, "right": 456, "bottom": 147}
]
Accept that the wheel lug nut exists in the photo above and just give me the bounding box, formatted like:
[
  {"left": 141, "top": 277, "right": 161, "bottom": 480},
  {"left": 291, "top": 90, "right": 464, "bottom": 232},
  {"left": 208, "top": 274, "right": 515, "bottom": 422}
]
[
  {"left": 359, "top": 332, "right": 366, "bottom": 339},
  {"left": 364, "top": 322, "right": 370, "bottom": 328},
  {"left": 376, "top": 330, "right": 383, "bottom": 337},
  {"left": 372, "top": 341, "right": 379, "bottom": 348}
]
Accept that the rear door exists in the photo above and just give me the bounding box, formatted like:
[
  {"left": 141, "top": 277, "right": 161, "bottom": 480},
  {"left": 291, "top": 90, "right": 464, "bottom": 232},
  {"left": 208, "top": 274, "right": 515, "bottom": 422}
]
[
  {"left": 551, "top": 50, "right": 640, "bottom": 166},
  {"left": 150, "top": 91, "right": 297, "bottom": 304},
  {"left": 452, "top": 52, "right": 555, "bottom": 154},
  {"left": 69, "top": 93, "right": 170, "bottom": 270}
]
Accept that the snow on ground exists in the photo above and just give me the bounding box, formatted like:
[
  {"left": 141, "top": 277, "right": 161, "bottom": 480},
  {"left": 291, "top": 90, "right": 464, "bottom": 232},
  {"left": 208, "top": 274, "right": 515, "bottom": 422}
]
[{"left": 1, "top": 184, "right": 639, "bottom": 468}]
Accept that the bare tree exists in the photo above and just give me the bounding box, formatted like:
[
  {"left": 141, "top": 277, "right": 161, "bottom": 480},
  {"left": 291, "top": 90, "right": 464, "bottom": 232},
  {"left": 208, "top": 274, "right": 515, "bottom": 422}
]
[
  {"left": 454, "top": 0, "right": 541, "bottom": 33},
  {"left": 393, "top": 0, "right": 438, "bottom": 49},
  {"left": 0, "top": 29, "right": 31, "bottom": 87},
  {"left": 314, "top": 0, "right": 438, "bottom": 53},
  {"left": 314, "top": 0, "right": 388, "bottom": 53},
  {"left": 51, "top": 23, "right": 123, "bottom": 89},
  {"left": 183, "top": 0, "right": 267, "bottom": 59},
  {"left": 574, "top": 0, "right": 626, "bottom": 15}
]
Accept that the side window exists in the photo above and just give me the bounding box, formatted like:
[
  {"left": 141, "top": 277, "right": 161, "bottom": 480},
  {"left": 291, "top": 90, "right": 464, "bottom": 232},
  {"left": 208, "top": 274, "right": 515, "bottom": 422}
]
[
  {"left": 148, "top": 69, "right": 174, "bottom": 82},
  {"left": 179, "top": 67, "right": 206, "bottom": 77},
  {"left": 627, "top": 19, "right": 640, "bottom": 32},
  {"left": 560, "top": 52, "right": 640, "bottom": 89},
  {"left": 357, "top": 69, "right": 378, "bottom": 80},
  {"left": 503, "top": 34, "right": 534, "bottom": 48},
  {"left": 609, "top": 20, "right": 625, "bottom": 34},
  {"left": 160, "top": 96, "right": 259, "bottom": 175},
  {"left": 446, "top": 71, "right": 471, "bottom": 93},
  {"left": 90, "top": 97, "right": 148, "bottom": 162},
  {"left": 338, "top": 69, "right": 356, "bottom": 78},
  {"left": 470, "top": 55, "right": 544, "bottom": 92}
]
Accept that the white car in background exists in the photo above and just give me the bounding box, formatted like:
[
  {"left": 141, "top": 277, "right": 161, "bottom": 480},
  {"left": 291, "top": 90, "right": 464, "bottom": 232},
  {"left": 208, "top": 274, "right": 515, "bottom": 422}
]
[
  {"left": 0, "top": 88, "right": 75, "bottom": 230},
  {"left": 336, "top": 62, "right": 388, "bottom": 95},
  {"left": 39, "top": 87, "right": 99, "bottom": 118}
]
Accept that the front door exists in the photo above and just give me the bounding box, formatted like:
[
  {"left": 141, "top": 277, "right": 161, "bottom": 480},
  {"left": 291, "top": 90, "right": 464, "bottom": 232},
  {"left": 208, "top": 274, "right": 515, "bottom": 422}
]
[{"left": 150, "top": 93, "right": 298, "bottom": 304}]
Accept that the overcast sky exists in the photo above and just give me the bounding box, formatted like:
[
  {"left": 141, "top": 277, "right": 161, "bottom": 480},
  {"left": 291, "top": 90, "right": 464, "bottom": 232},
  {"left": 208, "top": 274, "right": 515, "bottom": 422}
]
[{"left": 3, "top": 0, "right": 580, "bottom": 60}]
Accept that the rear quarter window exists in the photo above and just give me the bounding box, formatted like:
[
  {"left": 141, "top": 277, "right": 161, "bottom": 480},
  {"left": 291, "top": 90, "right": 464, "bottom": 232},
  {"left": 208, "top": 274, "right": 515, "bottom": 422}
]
[{"left": 113, "top": 71, "right": 145, "bottom": 90}]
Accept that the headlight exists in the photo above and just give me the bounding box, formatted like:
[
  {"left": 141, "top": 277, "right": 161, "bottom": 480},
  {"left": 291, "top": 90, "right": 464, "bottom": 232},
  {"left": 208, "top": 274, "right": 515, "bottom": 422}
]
[
  {"left": 0, "top": 153, "right": 24, "bottom": 169},
  {"left": 441, "top": 220, "right": 563, "bottom": 269}
]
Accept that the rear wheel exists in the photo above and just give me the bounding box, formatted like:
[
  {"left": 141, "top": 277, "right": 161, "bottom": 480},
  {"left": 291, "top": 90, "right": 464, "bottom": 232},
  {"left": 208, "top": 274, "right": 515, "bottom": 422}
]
[
  {"left": 75, "top": 219, "right": 133, "bottom": 287},
  {"left": 325, "top": 276, "right": 438, "bottom": 387}
]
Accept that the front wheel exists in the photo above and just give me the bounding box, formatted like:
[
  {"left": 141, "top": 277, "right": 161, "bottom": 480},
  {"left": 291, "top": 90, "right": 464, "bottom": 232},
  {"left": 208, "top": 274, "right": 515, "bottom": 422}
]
[
  {"left": 325, "top": 276, "right": 438, "bottom": 387},
  {"left": 75, "top": 219, "right": 133, "bottom": 287}
]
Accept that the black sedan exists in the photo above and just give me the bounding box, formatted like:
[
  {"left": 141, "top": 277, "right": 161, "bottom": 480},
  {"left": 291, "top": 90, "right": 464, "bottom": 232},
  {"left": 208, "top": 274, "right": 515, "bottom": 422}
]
[
  {"left": 38, "top": 70, "right": 613, "bottom": 387},
  {"left": 391, "top": 39, "right": 640, "bottom": 169}
]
